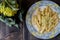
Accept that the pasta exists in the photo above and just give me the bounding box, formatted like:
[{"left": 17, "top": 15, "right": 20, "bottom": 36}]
[{"left": 31, "top": 6, "right": 59, "bottom": 34}]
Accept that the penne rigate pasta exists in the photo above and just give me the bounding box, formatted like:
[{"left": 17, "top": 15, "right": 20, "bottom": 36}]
[{"left": 31, "top": 6, "right": 59, "bottom": 34}]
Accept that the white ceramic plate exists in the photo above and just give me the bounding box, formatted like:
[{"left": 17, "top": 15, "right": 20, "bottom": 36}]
[{"left": 26, "top": 1, "right": 60, "bottom": 39}]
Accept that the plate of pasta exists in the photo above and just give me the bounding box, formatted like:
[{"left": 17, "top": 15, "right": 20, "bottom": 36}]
[{"left": 26, "top": 1, "right": 60, "bottom": 39}]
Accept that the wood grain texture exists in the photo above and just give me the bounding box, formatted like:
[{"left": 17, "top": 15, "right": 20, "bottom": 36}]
[{"left": 0, "top": 21, "right": 23, "bottom": 40}]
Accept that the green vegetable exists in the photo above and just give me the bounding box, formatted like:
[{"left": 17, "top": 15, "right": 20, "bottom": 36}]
[
  {"left": 0, "top": 0, "right": 19, "bottom": 17},
  {"left": 0, "top": 0, "right": 19, "bottom": 28}
]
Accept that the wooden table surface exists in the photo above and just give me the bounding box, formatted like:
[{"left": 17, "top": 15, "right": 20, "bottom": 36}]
[{"left": 0, "top": 21, "right": 23, "bottom": 40}]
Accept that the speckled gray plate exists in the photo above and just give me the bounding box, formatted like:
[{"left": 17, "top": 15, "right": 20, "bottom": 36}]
[{"left": 26, "top": 1, "right": 60, "bottom": 39}]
